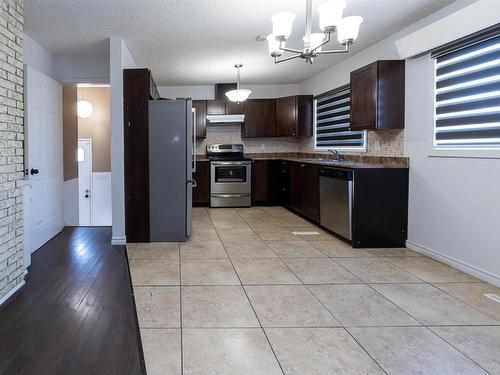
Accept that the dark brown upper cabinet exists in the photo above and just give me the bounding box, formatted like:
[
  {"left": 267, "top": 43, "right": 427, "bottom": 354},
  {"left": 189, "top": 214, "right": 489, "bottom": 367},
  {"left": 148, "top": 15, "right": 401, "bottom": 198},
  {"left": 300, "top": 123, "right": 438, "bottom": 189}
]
[
  {"left": 275, "top": 95, "right": 313, "bottom": 137},
  {"left": 206, "top": 99, "right": 245, "bottom": 115},
  {"left": 243, "top": 99, "right": 276, "bottom": 138},
  {"left": 192, "top": 100, "right": 207, "bottom": 139},
  {"left": 225, "top": 101, "right": 245, "bottom": 115},
  {"left": 206, "top": 100, "right": 226, "bottom": 115},
  {"left": 350, "top": 60, "right": 405, "bottom": 130}
]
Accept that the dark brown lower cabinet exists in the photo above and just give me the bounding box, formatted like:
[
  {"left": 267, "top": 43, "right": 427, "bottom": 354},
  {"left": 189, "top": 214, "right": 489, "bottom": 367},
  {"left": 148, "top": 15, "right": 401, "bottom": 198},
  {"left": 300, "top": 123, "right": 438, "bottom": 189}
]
[
  {"left": 193, "top": 160, "right": 209, "bottom": 206},
  {"left": 268, "top": 160, "right": 290, "bottom": 206},
  {"left": 252, "top": 160, "right": 268, "bottom": 205},
  {"left": 351, "top": 168, "right": 408, "bottom": 248},
  {"left": 289, "top": 162, "right": 320, "bottom": 222},
  {"left": 289, "top": 162, "right": 304, "bottom": 213},
  {"left": 302, "top": 164, "right": 320, "bottom": 222}
]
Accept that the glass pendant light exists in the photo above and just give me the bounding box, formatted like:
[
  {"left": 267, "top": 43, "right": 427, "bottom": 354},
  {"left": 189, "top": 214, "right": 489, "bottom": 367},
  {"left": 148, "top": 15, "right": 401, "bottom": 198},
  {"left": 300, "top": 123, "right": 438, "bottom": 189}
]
[
  {"left": 225, "top": 64, "right": 252, "bottom": 103},
  {"left": 271, "top": 12, "right": 296, "bottom": 40},
  {"left": 337, "top": 16, "right": 363, "bottom": 45},
  {"left": 77, "top": 98, "right": 93, "bottom": 119},
  {"left": 306, "top": 33, "right": 326, "bottom": 52},
  {"left": 317, "top": 0, "right": 346, "bottom": 33},
  {"left": 267, "top": 34, "right": 284, "bottom": 57}
]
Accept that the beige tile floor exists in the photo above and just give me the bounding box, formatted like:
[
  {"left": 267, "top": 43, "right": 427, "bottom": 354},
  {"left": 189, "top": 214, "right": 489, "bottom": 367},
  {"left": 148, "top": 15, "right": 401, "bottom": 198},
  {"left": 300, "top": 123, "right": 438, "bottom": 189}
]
[{"left": 127, "top": 207, "right": 500, "bottom": 375}]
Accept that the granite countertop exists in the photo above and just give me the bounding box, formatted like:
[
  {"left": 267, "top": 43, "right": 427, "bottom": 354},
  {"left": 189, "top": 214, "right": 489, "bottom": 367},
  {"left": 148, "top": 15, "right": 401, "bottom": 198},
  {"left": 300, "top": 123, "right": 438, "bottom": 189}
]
[{"left": 197, "top": 153, "right": 409, "bottom": 169}]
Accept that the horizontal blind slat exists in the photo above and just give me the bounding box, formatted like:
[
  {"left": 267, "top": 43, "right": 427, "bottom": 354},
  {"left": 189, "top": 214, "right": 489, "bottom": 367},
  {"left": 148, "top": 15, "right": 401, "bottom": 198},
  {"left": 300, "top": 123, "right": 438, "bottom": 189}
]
[
  {"left": 315, "top": 87, "right": 365, "bottom": 149},
  {"left": 434, "top": 33, "right": 500, "bottom": 148}
]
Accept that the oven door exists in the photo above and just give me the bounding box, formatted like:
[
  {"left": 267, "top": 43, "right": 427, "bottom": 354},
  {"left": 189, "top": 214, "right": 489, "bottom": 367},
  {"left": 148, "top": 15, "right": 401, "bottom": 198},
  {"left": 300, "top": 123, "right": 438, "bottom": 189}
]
[{"left": 210, "top": 161, "right": 251, "bottom": 194}]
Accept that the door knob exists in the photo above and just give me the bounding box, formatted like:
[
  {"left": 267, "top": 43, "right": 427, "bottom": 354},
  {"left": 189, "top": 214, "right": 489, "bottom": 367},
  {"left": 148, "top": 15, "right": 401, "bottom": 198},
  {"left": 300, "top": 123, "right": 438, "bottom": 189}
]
[
  {"left": 30, "top": 168, "right": 39, "bottom": 175},
  {"left": 84, "top": 189, "right": 90, "bottom": 198}
]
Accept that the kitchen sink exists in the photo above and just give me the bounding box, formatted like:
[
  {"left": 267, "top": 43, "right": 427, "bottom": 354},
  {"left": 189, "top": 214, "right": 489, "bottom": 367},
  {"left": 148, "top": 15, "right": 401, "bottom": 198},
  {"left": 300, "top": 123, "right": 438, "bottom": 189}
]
[{"left": 301, "top": 158, "right": 351, "bottom": 164}]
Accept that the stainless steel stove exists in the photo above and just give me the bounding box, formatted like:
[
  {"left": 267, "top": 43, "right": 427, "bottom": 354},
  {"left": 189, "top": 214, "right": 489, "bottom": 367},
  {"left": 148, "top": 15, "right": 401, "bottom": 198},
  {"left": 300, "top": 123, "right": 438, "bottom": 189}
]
[{"left": 206, "top": 144, "right": 251, "bottom": 207}]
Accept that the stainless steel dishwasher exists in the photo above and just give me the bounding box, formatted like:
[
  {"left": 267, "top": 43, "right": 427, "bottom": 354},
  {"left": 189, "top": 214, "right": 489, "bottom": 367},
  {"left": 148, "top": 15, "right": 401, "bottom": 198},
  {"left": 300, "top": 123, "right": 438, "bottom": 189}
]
[{"left": 319, "top": 168, "right": 353, "bottom": 241}]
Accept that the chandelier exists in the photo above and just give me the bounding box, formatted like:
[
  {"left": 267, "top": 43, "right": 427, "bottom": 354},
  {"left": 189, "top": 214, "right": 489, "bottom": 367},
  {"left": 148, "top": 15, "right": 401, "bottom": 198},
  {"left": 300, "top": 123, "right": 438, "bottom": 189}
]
[
  {"left": 267, "top": 0, "right": 363, "bottom": 64},
  {"left": 225, "top": 64, "right": 252, "bottom": 102}
]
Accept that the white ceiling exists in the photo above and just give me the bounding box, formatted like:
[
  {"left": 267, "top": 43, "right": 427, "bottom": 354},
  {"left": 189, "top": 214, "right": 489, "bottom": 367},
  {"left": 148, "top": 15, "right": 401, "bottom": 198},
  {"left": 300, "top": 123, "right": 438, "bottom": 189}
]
[{"left": 24, "top": 0, "right": 455, "bottom": 85}]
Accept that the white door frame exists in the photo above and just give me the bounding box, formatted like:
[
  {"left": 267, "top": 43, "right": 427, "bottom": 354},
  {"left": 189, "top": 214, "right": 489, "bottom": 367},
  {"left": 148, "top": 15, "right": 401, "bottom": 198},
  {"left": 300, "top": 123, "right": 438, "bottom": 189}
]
[{"left": 78, "top": 138, "right": 93, "bottom": 226}]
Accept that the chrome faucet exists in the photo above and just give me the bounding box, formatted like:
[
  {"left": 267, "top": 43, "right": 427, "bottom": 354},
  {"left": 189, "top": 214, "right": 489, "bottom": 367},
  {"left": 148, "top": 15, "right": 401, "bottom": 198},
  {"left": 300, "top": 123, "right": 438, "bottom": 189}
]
[{"left": 328, "top": 149, "right": 342, "bottom": 160}]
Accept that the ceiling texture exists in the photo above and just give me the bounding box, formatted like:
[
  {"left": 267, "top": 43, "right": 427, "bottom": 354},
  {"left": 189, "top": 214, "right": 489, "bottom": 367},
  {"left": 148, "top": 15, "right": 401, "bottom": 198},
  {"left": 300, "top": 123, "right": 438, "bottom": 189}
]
[{"left": 24, "top": 0, "right": 455, "bottom": 85}]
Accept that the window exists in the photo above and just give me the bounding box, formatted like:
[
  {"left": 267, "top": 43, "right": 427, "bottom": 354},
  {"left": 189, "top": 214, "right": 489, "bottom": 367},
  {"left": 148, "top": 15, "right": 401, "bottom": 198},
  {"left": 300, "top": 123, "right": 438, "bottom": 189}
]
[
  {"left": 314, "top": 85, "right": 366, "bottom": 150},
  {"left": 433, "top": 32, "right": 500, "bottom": 148}
]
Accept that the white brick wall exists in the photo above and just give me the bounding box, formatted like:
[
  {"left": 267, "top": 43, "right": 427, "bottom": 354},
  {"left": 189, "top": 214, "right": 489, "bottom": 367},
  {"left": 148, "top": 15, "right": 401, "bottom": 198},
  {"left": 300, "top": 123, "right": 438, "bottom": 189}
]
[{"left": 0, "top": 0, "right": 24, "bottom": 301}]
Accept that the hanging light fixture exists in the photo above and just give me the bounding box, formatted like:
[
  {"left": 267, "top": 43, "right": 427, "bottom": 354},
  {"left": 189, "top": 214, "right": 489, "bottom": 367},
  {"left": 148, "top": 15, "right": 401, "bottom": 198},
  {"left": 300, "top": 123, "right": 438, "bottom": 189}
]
[
  {"left": 77, "top": 90, "right": 93, "bottom": 119},
  {"left": 225, "top": 64, "right": 252, "bottom": 103},
  {"left": 267, "top": 0, "right": 363, "bottom": 64},
  {"left": 77, "top": 100, "right": 93, "bottom": 119}
]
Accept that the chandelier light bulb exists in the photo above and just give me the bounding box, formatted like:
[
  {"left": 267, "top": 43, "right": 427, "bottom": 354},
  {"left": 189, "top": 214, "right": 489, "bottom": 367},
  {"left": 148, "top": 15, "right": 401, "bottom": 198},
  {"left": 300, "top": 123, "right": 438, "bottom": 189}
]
[
  {"left": 267, "top": 34, "right": 283, "bottom": 56},
  {"left": 317, "top": 0, "right": 346, "bottom": 32},
  {"left": 305, "top": 33, "right": 326, "bottom": 52},
  {"left": 77, "top": 100, "right": 93, "bottom": 119},
  {"left": 337, "top": 16, "right": 363, "bottom": 45},
  {"left": 271, "top": 11, "right": 296, "bottom": 40}
]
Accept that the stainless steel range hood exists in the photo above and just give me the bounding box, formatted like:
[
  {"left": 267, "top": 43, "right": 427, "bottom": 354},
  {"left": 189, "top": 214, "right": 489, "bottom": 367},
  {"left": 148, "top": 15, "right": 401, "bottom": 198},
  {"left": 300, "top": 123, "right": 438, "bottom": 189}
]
[{"left": 206, "top": 114, "right": 244, "bottom": 124}]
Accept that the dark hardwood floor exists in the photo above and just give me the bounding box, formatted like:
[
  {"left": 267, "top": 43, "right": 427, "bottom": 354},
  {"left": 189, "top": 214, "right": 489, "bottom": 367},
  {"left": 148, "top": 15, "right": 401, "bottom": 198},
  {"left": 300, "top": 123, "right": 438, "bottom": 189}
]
[{"left": 0, "top": 227, "right": 145, "bottom": 375}]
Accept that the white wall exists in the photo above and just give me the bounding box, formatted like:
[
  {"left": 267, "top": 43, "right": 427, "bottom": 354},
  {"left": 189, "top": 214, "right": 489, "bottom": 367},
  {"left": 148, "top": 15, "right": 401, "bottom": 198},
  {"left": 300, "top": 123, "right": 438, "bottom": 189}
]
[
  {"left": 110, "top": 37, "right": 137, "bottom": 245},
  {"left": 63, "top": 178, "right": 79, "bottom": 226},
  {"left": 23, "top": 33, "right": 54, "bottom": 78},
  {"left": 299, "top": 0, "right": 500, "bottom": 285},
  {"left": 405, "top": 55, "right": 500, "bottom": 286},
  {"left": 158, "top": 84, "right": 300, "bottom": 100},
  {"left": 54, "top": 54, "right": 110, "bottom": 83}
]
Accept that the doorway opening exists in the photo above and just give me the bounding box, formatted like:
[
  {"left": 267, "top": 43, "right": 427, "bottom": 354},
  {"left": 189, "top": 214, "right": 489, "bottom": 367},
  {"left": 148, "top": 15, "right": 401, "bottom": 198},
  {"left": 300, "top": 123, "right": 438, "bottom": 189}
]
[{"left": 63, "top": 84, "right": 111, "bottom": 227}]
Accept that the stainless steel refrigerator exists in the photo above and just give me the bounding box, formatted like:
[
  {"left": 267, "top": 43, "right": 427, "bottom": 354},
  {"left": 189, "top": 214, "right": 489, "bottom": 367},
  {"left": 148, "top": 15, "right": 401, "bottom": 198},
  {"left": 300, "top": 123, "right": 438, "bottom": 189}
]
[{"left": 148, "top": 99, "right": 194, "bottom": 241}]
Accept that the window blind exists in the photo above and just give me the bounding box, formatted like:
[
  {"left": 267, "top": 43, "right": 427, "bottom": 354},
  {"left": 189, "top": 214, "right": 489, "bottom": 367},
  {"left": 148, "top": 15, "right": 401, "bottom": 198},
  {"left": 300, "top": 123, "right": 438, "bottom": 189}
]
[
  {"left": 434, "top": 34, "right": 500, "bottom": 147},
  {"left": 315, "top": 86, "right": 365, "bottom": 149}
]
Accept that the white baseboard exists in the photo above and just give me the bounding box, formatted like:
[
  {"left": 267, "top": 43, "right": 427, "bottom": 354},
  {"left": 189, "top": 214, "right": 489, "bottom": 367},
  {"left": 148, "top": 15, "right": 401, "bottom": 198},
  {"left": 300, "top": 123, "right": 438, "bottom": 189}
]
[
  {"left": 111, "top": 236, "right": 127, "bottom": 245},
  {"left": 0, "top": 280, "right": 25, "bottom": 307},
  {"left": 406, "top": 240, "right": 500, "bottom": 288}
]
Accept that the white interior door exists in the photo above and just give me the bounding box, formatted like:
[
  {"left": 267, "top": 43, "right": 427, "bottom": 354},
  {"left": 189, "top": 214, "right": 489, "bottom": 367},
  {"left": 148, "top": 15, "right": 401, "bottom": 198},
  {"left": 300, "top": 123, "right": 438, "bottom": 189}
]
[
  {"left": 78, "top": 139, "right": 92, "bottom": 226},
  {"left": 24, "top": 65, "right": 64, "bottom": 263}
]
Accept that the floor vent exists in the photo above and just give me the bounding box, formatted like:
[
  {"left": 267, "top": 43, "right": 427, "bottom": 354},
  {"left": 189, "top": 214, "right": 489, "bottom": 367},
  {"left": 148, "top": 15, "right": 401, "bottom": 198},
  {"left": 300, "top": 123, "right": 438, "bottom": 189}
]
[
  {"left": 292, "top": 231, "right": 320, "bottom": 236},
  {"left": 483, "top": 293, "right": 500, "bottom": 304}
]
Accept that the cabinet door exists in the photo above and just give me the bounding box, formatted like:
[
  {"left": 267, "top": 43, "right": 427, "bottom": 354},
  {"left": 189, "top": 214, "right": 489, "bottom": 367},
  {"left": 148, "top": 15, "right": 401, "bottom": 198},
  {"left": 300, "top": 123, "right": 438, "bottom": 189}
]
[
  {"left": 297, "top": 95, "right": 313, "bottom": 136},
  {"left": 289, "top": 163, "right": 304, "bottom": 213},
  {"left": 350, "top": 62, "right": 378, "bottom": 130},
  {"left": 226, "top": 101, "right": 245, "bottom": 115},
  {"left": 251, "top": 160, "right": 268, "bottom": 205},
  {"left": 193, "top": 161, "right": 209, "bottom": 205},
  {"left": 303, "top": 165, "right": 320, "bottom": 222},
  {"left": 192, "top": 100, "right": 207, "bottom": 139},
  {"left": 207, "top": 100, "right": 226, "bottom": 115},
  {"left": 243, "top": 99, "right": 276, "bottom": 138},
  {"left": 268, "top": 160, "right": 290, "bottom": 205},
  {"left": 275, "top": 96, "right": 297, "bottom": 137}
]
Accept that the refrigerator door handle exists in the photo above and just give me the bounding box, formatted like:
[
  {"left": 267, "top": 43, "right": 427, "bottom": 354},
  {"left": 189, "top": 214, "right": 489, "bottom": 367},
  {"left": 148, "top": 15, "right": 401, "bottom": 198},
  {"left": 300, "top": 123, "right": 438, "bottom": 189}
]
[{"left": 192, "top": 107, "right": 196, "bottom": 173}]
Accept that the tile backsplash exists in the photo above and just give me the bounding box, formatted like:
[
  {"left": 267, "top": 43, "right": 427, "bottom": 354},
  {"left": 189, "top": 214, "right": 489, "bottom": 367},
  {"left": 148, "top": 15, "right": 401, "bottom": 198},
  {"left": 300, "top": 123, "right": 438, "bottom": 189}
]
[
  {"left": 365, "top": 129, "right": 405, "bottom": 157},
  {"left": 196, "top": 125, "right": 302, "bottom": 154},
  {"left": 198, "top": 125, "right": 405, "bottom": 157},
  {"left": 299, "top": 129, "right": 405, "bottom": 157}
]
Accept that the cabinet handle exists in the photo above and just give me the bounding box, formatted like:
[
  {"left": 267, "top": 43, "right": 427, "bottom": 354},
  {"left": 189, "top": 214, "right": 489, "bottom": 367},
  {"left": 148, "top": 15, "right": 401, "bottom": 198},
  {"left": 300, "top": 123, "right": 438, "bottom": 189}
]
[{"left": 300, "top": 164, "right": 305, "bottom": 167}]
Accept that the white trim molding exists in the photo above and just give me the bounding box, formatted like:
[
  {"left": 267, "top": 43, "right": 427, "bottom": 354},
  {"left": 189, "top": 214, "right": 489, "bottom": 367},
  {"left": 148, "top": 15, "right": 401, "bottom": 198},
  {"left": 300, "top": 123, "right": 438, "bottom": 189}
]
[
  {"left": 0, "top": 280, "right": 25, "bottom": 307},
  {"left": 111, "top": 236, "right": 127, "bottom": 246},
  {"left": 406, "top": 240, "right": 500, "bottom": 288}
]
